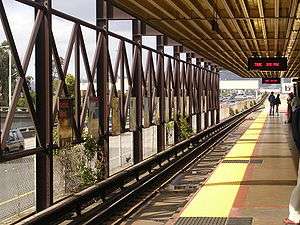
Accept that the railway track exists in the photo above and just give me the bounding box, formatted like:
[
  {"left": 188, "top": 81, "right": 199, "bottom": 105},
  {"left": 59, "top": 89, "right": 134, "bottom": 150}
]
[
  {"left": 98, "top": 113, "right": 259, "bottom": 225},
  {"left": 19, "top": 97, "right": 266, "bottom": 225},
  {"left": 117, "top": 114, "right": 258, "bottom": 225}
]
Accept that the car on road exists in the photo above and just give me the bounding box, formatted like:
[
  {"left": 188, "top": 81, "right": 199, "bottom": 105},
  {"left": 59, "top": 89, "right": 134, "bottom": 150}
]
[{"left": 2, "top": 129, "right": 25, "bottom": 153}]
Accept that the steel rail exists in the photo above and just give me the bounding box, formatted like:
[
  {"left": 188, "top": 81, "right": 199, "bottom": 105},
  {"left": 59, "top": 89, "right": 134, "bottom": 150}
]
[
  {"left": 18, "top": 95, "right": 266, "bottom": 225},
  {"left": 87, "top": 102, "right": 256, "bottom": 225}
]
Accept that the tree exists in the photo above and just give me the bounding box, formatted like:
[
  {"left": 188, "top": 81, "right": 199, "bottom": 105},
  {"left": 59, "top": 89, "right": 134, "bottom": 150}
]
[
  {"left": 0, "top": 41, "right": 18, "bottom": 106},
  {"left": 53, "top": 73, "right": 76, "bottom": 97}
]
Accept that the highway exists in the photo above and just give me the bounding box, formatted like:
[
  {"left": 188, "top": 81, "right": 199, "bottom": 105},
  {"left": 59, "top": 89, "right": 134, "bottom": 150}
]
[
  {"left": 0, "top": 128, "right": 158, "bottom": 222},
  {"left": 0, "top": 138, "right": 35, "bottom": 223}
]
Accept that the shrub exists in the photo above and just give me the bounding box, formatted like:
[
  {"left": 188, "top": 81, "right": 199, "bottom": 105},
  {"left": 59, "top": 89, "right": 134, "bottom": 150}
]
[
  {"left": 178, "top": 115, "right": 193, "bottom": 140},
  {"left": 53, "top": 130, "right": 105, "bottom": 194}
]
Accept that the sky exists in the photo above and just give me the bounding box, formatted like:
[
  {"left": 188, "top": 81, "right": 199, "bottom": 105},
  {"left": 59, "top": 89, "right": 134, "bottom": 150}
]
[{"left": 0, "top": 0, "right": 200, "bottom": 86}]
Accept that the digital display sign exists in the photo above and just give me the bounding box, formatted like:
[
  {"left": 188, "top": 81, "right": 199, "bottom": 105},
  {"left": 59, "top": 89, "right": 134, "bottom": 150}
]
[
  {"left": 262, "top": 78, "right": 281, "bottom": 84},
  {"left": 248, "top": 57, "right": 287, "bottom": 71}
]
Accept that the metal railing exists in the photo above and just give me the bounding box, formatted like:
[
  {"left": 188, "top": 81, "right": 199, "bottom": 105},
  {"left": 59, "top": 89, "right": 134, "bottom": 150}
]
[
  {"left": 0, "top": 0, "right": 220, "bottom": 219},
  {"left": 1, "top": 0, "right": 219, "bottom": 159},
  {"left": 18, "top": 95, "right": 266, "bottom": 225}
]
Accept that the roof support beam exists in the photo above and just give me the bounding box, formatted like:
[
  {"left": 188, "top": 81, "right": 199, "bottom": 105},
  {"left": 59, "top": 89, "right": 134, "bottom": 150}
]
[
  {"left": 216, "top": 0, "right": 257, "bottom": 77},
  {"left": 161, "top": 0, "right": 251, "bottom": 77},
  {"left": 238, "top": 0, "right": 261, "bottom": 55},
  {"left": 115, "top": 0, "right": 250, "bottom": 77},
  {"left": 283, "top": 0, "right": 300, "bottom": 56},
  {"left": 111, "top": 0, "right": 300, "bottom": 78},
  {"left": 184, "top": 0, "right": 251, "bottom": 73},
  {"left": 257, "top": 0, "right": 269, "bottom": 55},
  {"left": 274, "top": 0, "right": 279, "bottom": 55}
]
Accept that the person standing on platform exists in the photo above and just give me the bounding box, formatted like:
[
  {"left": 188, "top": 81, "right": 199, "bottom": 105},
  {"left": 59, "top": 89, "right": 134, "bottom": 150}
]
[
  {"left": 291, "top": 96, "right": 300, "bottom": 149},
  {"left": 288, "top": 92, "right": 295, "bottom": 123},
  {"left": 275, "top": 94, "right": 281, "bottom": 115},
  {"left": 284, "top": 160, "right": 300, "bottom": 224},
  {"left": 284, "top": 96, "right": 300, "bottom": 224},
  {"left": 268, "top": 92, "right": 276, "bottom": 116}
]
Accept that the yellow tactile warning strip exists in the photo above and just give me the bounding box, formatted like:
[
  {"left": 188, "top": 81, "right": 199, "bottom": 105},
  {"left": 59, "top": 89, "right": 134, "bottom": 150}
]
[{"left": 180, "top": 112, "right": 267, "bottom": 218}]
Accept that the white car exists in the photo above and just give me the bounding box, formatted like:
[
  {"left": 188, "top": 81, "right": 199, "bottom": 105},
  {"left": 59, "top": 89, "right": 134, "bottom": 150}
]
[{"left": 3, "top": 129, "right": 25, "bottom": 153}]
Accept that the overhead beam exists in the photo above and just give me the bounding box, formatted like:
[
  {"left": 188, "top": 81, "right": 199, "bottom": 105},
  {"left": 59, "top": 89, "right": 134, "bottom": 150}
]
[
  {"left": 274, "top": 0, "right": 279, "bottom": 55},
  {"left": 283, "top": 0, "right": 300, "bottom": 56},
  {"left": 257, "top": 0, "right": 269, "bottom": 55},
  {"left": 114, "top": 0, "right": 250, "bottom": 77},
  {"left": 141, "top": 23, "right": 163, "bottom": 36},
  {"left": 238, "top": 0, "right": 261, "bottom": 55},
  {"left": 206, "top": 0, "right": 256, "bottom": 77},
  {"left": 159, "top": 0, "right": 251, "bottom": 77}
]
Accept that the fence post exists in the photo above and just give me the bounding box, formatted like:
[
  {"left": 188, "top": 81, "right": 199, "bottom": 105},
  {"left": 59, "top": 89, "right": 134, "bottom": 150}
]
[
  {"left": 35, "top": 0, "right": 53, "bottom": 210},
  {"left": 204, "top": 62, "right": 209, "bottom": 129},
  {"left": 196, "top": 58, "right": 202, "bottom": 132},
  {"left": 132, "top": 19, "right": 143, "bottom": 163},
  {"left": 216, "top": 69, "right": 220, "bottom": 123},
  {"left": 210, "top": 66, "right": 216, "bottom": 126},
  {"left": 157, "top": 35, "right": 165, "bottom": 152},
  {"left": 96, "top": 0, "right": 110, "bottom": 177},
  {"left": 173, "top": 46, "right": 180, "bottom": 143}
]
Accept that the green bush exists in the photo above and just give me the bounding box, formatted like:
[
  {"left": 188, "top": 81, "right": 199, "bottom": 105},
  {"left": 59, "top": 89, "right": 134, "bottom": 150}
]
[
  {"left": 53, "top": 130, "right": 105, "bottom": 193},
  {"left": 178, "top": 115, "right": 193, "bottom": 140}
]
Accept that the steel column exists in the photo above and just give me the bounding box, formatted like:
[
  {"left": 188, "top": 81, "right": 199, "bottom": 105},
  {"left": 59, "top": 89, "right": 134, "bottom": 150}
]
[
  {"left": 157, "top": 35, "right": 165, "bottom": 152},
  {"left": 186, "top": 53, "right": 192, "bottom": 129},
  {"left": 196, "top": 58, "right": 202, "bottom": 132},
  {"left": 96, "top": 0, "right": 109, "bottom": 177},
  {"left": 204, "top": 62, "right": 209, "bottom": 129},
  {"left": 35, "top": 0, "right": 53, "bottom": 211},
  {"left": 210, "top": 66, "right": 216, "bottom": 126},
  {"left": 75, "top": 31, "right": 81, "bottom": 140},
  {"left": 173, "top": 46, "right": 180, "bottom": 143},
  {"left": 132, "top": 19, "right": 143, "bottom": 163},
  {"left": 216, "top": 69, "right": 220, "bottom": 123}
]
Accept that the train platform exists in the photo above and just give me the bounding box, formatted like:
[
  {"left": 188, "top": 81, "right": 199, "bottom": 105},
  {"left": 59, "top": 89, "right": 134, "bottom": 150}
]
[{"left": 173, "top": 107, "right": 299, "bottom": 225}]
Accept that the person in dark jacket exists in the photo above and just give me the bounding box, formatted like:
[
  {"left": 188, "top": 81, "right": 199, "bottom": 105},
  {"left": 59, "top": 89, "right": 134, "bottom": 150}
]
[
  {"left": 284, "top": 96, "right": 300, "bottom": 224},
  {"left": 268, "top": 92, "right": 276, "bottom": 116},
  {"left": 288, "top": 92, "right": 294, "bottom": 123},
  {"left": 275, "top": 94, "right": 281, "bottom": 115}
]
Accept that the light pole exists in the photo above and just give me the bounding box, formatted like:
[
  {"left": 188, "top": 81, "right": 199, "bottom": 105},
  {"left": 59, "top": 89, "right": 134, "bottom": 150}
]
[
  {"left": 8, "top": 48, "right": 11, "bottom": 107},
  {"left": 0, "top": 45, "right": 12, "bottom": 106}
]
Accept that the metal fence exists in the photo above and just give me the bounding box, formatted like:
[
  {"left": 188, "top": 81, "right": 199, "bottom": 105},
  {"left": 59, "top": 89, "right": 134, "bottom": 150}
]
[{"left": 0, "top": 0, "right": 220, "bottom": 220}]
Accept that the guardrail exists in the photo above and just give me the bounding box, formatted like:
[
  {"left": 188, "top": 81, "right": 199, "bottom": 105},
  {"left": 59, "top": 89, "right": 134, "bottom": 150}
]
[
  {"left": 0, "top": 107, "right": 29, "bottom": 112},
  {"left": 18, "top": 94, "right": 266, "bottom": 225},
  {"left": 18, "top": 127, "right": 35, "bottom": 138}
]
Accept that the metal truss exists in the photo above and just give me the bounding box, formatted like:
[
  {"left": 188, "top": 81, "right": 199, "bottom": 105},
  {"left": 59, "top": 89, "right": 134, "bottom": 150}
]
[{"left": 0, "top": 0, "right": 220, "bottom": 213}]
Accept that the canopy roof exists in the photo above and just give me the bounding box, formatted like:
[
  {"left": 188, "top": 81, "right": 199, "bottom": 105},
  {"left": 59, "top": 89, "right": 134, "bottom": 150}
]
[{"left": 113, "top": 0, "right": 300, "bottom": 78}]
